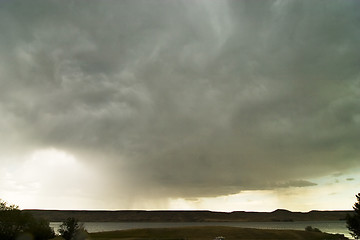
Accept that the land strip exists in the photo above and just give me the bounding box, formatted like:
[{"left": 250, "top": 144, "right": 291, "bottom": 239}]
[
  {"left": 25, "top": 209, "right": 351, "bottom": 222},
  {"left": 52, "top": 226, "right": 348, "bottom": 240}
]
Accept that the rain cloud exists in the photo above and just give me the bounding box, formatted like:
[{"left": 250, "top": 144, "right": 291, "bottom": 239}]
[{"left": 0, "top": 0, "right": 360, "bottom": 205}]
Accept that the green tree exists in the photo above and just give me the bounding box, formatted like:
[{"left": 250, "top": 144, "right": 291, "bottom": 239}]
[
  {"left": 58, "top": 217, "right": 87, "bottom": 240},
  {"left": 347, "top": 193, "right": 360, "bottom": 239},
  {"left": 26, "top": 216, "right": 56, "bottom": 240},
  {"left": 0, "top": 199, "right": 54, "bottom": 240},
  {"left": 0, "top": 200, "right": 22, "bottom": 240}
]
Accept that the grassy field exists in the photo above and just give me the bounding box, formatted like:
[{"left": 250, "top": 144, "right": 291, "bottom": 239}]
[{"left": 53, "top": 226, "right": 348, "bottom": 240}]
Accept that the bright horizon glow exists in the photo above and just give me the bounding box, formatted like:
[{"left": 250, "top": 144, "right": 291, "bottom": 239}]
[
  {"left": 0, "top": 148, "right": 106, "bottom": 211},
  {"left": 1, "top": 148, "right": 355, "bottom": 212}
]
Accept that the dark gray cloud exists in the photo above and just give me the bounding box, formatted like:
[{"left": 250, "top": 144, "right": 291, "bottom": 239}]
[
  {"left": 1, "top": 0, "right": 360, "bottom": 201},
  {"left": 272, "top": 180, "right": 317, "bottom": 189}
]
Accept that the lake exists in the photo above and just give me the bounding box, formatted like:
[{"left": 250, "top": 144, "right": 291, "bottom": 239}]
[{"left": 50, "top": 220, "right": 352, "bottom": 238}]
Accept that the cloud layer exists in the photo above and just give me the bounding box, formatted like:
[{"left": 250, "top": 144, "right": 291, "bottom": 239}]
[{"left": 1, "top": 0, "right": 360, "bottom": 204}]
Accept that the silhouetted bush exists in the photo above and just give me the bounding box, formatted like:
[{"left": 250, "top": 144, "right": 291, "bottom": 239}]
[
  {"left": 305, "top": 225, "right": 321, "bottom": 232},
  {"left": 347, "top": 193, "right": 360, "bottom": 239},
  {"left": 0, "top": 199, "right": 55, "bottom": 240},
  {"left": 59, "top": 217, "right": 88, "bottom": 240}
]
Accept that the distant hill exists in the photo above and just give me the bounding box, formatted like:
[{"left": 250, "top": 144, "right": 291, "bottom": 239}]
[{"left": 23, "top": 209, "right": 351, "bottom": 222}]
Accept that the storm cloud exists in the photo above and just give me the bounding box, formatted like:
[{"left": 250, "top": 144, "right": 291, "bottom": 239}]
[{"left": 1, "top": 0, "right": 360, "bottom": 205}]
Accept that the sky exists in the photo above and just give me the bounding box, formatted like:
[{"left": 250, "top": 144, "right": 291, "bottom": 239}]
[{"left": 0, "top": 0, "right": 360, "bottom": 212}]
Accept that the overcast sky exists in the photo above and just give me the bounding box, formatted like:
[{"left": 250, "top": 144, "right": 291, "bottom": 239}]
[{"left": 1, "top": 0, "right": 360, "bottom": 211}]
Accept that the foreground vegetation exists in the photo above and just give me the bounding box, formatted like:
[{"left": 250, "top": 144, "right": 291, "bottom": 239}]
[
  {"left": 75, "top": 226, "right": 347, "bottom": 240},
  {"left": 346, "top": 193, "right": 360, "bottom": 239},
  {"left": 0, "top": 199, "right": 55, "bottom": 240}
]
